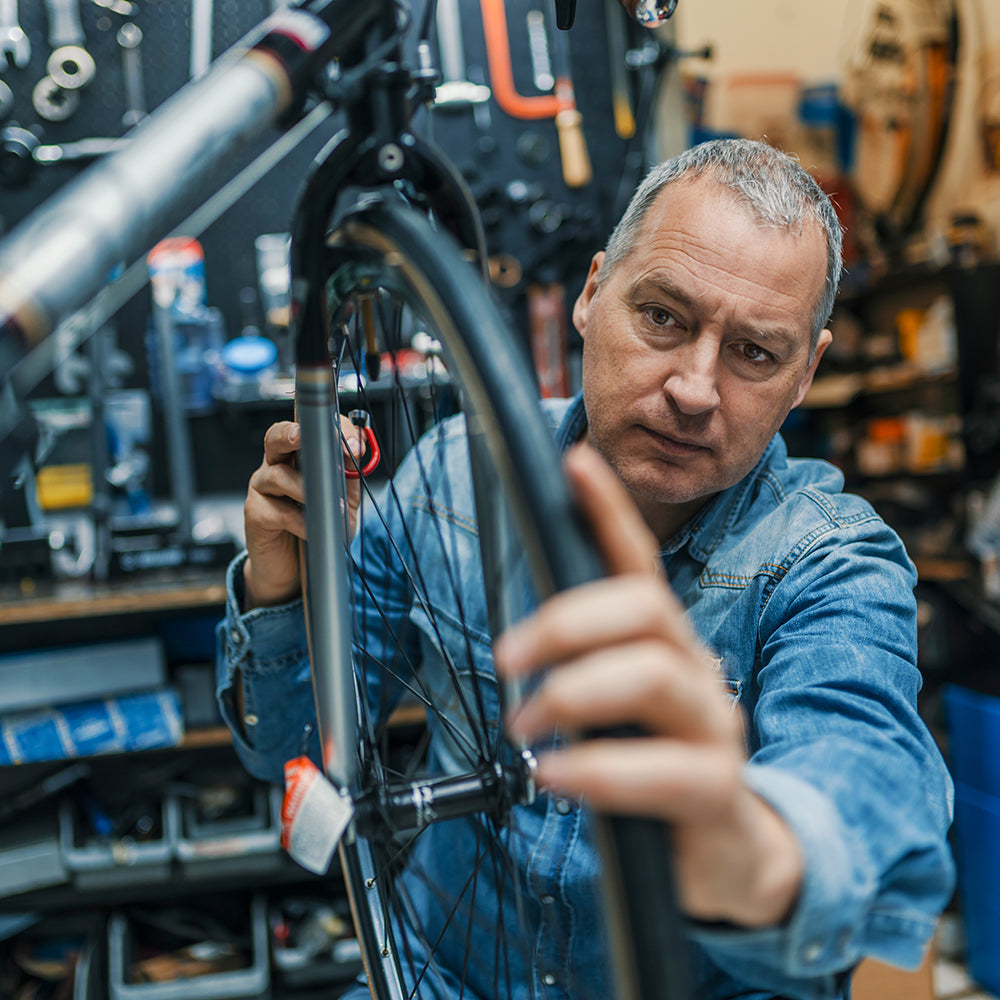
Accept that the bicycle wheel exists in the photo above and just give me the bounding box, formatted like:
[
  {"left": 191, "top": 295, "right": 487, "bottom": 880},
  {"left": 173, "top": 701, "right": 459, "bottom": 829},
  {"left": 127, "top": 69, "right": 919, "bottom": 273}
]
[{"left": 296, "top": 196, "right": 690, "bottom": 1000}]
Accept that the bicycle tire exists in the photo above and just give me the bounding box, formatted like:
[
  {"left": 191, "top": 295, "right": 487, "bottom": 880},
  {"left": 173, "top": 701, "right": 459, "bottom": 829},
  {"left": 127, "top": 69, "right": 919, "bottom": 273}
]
[{"left": 299, "top": 197, "right": 690, "bottom": 1000}]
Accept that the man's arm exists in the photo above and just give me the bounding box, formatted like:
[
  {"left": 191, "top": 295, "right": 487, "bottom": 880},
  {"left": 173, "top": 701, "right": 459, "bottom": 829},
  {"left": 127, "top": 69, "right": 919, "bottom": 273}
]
[
  {"left": 215, "top": 415, "right": 366, "bottom": 780},
  {"left": 495, "top": 443, "right": 954, "bottom": 993}
]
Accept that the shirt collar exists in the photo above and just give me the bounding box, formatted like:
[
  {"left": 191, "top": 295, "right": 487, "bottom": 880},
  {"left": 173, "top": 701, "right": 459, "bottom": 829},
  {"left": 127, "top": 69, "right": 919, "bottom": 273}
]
[{"left": 554, "top": 393, "right": 784, "bottom": 564}]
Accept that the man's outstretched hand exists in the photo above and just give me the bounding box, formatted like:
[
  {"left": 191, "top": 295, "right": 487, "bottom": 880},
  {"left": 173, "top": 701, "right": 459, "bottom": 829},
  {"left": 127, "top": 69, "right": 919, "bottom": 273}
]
[{"left": 493, "top": 443, "right": 803, "bottom": 928}]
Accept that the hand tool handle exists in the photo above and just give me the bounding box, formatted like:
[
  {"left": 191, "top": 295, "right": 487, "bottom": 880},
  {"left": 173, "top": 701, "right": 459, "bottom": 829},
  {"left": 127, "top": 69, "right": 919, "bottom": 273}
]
[
  {"left": 528, "top": 283, "right": 569, "bottom": 398},
  {"left": 435, "top": 0, "right": 466, "bottom": 83},
  {"left": 550, "top": 24, "right": 591, "bottom": 188},
  {"left": 555, "top": 101, "right": 591, "bottom": 188}
]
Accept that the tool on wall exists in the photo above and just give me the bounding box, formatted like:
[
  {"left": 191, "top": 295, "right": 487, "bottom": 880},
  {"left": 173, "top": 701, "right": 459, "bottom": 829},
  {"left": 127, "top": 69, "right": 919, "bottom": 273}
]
[
  {"left": 32, "top": 74, "right": 81, "bottom": 122},
  {"left": 190, "top": 0, "right": 213, "bottom": 80},
  {"left": 117, "top": 21, "right": 146, "bottom": 128},
  {"left": 35, "top": 136, "right": 125, "bottom": 163},
  {"left": 480, "top": 0, "right": 590, "bottom": 187},
  {"left": 43, "top": 0, "right": 86, "bottom": 50},
  {"left": 548, "top": 7, "right": 591, "bottom": 187},
  {"left": 0, "top": 80, "right": 12, "bottom": 121},
  {"left": 434, "top": 0, "right": 492, "bottom": 112},
  {"left": 604, "top": 0, "right": 635, "bottom": 139},
  {"left": 0, "top": 122, "right": 39, "bottom": 188},
  {"left": 32, "top": 45, "right": 96, "bottom": 123},
  {"left": 526, "top": 10, "right": 553, "bottom": 91},
  {"left": 527, "top": 282, "right": 570, "bottom": 398},
  {"left": 92, "top": 0, "right": 136, "bottom": 15},
  {"left": 0, "top": 0, "right": 30, "bottom": 70},
  {"left": 49, "top": 45, "right": 96, "bottom": 89}
]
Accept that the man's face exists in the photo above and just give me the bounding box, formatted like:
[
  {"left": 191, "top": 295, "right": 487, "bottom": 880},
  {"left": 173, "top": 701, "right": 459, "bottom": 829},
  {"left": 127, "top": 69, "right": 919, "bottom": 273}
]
[{"left": 573, "top": 177, "right": 832, "bottom": 540}]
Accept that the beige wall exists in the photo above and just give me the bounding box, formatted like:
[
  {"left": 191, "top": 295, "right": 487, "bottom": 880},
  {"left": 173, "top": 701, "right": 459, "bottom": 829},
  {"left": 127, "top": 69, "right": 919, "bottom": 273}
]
[
  {"left": 675, "top": 0, "right": 849, "bottom": 85},
  {"left": 672, "top": 0, "right": 1000, "bottom": 253}
]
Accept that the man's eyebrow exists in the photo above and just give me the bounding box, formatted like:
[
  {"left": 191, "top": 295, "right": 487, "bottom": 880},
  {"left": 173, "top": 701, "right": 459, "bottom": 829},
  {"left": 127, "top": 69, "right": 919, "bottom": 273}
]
[
  {"left": 739, "top": 324, "right": 798, "bottom": 350},
  {"left": 629, "top": 274, "right": 800, "bottom": 350},
  {"left": 630, "top": 274, "right": 692, "bottom": 308}
]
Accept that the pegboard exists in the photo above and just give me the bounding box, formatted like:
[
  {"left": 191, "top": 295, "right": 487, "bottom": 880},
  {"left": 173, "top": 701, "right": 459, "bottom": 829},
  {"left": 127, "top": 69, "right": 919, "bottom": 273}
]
[
  {"left": 0, "top": 0, "right": 671, "bottom": 493},
  {"left": 0, "top": 0, "right": 335, "bottom": 384}
]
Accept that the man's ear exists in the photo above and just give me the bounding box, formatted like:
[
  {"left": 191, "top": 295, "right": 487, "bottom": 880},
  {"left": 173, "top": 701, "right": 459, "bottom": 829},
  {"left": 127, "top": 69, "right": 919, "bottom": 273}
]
[
  {"left": 572, "top": 252, "right": 605, "bottom": 339},
  {"left": 791, "top": 328, "right": 833, "bottom": 409}
]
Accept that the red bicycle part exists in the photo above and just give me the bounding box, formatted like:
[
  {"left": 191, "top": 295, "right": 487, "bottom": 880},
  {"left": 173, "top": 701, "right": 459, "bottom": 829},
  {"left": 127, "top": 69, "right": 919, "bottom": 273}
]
[{"left": 344, "top": 425, "right": 380, "bottom": 479}]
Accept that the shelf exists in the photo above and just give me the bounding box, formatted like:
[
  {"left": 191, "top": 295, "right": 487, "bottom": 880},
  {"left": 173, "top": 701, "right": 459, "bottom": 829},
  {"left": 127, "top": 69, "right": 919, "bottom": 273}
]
[
  {"left": 803, "top": 365, "right": 957, "bottom": 409},
  {"left": 913, "top": 556, "right": 973, "bottom": 583},
  {"left": 0, "top": 568, "right": 227, "bottom": 626}
]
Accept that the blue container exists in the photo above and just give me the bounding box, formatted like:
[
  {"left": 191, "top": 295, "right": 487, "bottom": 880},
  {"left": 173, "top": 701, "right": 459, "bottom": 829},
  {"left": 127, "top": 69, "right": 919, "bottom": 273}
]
[
  {"left": 944, "top": 684, "right": 1000, "bottom": 797},
  {"left": 944, "top": 685, "right": 1000, "bottom": 994}
]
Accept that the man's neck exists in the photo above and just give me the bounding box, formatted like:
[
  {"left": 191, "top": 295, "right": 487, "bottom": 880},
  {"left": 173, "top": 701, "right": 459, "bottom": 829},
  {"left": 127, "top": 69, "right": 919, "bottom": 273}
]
[{"left": 634, "top": 493, "right": 713, "bottom": 546}]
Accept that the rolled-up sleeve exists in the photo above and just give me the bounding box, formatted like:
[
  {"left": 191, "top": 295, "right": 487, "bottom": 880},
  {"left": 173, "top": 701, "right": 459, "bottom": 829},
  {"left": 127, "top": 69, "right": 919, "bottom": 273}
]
[{"left": 215, "top": 552, "right": 320, "bottom": 784}]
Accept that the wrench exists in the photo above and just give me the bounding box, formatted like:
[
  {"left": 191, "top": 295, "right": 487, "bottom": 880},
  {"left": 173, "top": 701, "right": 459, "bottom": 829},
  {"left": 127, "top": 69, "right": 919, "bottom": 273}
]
[
  {"left": 44, "top": 0, "right": 86, "bottom": 49},
  {"left": 0, "top": 0, "right": 31, "bottom": 69},
  {"left": 117, "top": 22, "right": 146, "bottom": 128},
  {"left": 35, "top": 136, "right": 126, "bottom": 163}
]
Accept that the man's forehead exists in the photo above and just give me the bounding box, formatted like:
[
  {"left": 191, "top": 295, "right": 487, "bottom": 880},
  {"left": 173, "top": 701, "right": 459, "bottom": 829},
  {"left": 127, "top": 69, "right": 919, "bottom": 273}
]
[{"left": 639, "top": 178, "right": 826, "bottom": 278}]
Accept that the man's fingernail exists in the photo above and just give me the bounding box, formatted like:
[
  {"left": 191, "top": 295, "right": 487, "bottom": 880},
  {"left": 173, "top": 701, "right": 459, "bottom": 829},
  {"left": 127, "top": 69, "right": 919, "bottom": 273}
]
[
  {"left": 349, "top": 436, "right": 364, "bottom": 456},
  {"left": 289, "top": 425, "right": 300, "bottom": 443}
]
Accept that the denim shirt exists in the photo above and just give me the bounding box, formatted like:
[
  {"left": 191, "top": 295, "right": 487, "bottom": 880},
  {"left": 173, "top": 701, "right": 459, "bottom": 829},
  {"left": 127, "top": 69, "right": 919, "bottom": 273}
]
[{"left": 216, "top": 393, "right": 954, "bottom": 1000}]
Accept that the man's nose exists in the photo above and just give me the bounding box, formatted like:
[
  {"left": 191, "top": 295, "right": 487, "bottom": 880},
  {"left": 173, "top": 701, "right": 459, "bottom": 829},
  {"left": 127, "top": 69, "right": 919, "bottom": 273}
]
[{"left": 661, "top": 341, "right": 721, "bottom": 416}]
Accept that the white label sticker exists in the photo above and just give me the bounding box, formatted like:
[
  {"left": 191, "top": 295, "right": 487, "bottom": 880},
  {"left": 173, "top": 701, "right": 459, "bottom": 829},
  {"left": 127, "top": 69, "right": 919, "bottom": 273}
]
[{"left": 281, "top": 756, "right": 354, "bottom": 874}]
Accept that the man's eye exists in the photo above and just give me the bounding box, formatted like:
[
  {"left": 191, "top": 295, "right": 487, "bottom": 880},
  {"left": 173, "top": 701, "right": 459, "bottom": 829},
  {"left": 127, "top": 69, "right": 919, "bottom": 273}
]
[
  {"left": 741, "top": 343, "right": 775, "bottom": 365},
  {"left": 646, "top": 307, "right": 674, "bottom": 326}
]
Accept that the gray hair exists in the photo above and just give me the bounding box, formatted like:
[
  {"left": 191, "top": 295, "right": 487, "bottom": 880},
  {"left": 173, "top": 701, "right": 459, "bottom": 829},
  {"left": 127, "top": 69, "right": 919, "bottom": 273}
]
[{"left": 598, "top": 138, "right": 843, "bottom": 351}]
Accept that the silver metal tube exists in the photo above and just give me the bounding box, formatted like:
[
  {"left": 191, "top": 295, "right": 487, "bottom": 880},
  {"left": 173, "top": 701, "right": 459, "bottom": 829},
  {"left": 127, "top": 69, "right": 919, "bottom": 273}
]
[{"left": 297, "top": 366, "right": 357, "bottom": 790}]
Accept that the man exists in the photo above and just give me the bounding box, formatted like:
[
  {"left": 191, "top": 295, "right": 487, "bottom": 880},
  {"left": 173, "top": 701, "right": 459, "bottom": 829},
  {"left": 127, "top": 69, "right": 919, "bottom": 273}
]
[{"left": 217, "top": 138, "right": 954, "bottom": 998}]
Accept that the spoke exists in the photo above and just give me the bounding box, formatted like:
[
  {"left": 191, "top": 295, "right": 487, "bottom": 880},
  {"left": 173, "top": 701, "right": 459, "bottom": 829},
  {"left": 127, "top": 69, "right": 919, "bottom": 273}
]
[{"left": 339, "top": 301, "right": 497, "bottom": 769}]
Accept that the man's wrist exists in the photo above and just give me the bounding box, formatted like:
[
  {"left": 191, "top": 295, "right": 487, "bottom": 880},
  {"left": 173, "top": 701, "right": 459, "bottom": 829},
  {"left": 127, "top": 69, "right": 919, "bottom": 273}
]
[
  {"left": 242, "top": 557, "right": 300, "bottom": 611},
  {"left": 733, "top": 789, "right": 803, "bottom": 927}
]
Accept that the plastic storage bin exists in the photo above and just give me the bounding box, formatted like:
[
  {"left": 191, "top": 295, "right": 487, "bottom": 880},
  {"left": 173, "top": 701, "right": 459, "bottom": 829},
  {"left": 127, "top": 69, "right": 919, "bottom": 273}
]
[
  {"left": 59, "top": 795, "right": 178, "bottom": 890},
  {"left": 172, "top": 781, "right": 284, "bottom": 879},
  {"left": 943, "top": 684, "right": 1000, "bottom": 995},
  {"left": 107, "top": 893, "right": 270, "bottom": 1000}
]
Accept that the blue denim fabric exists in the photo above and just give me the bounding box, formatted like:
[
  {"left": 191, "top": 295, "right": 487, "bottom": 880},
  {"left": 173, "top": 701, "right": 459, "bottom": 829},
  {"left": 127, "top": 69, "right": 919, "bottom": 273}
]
[{"left": 216, "top": 393, "right": 954, "bottom": 1000}]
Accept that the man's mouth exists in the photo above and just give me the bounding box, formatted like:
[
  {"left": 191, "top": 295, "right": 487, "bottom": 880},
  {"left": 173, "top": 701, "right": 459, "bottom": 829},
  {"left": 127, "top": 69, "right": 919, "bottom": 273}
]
[{"left": 641, "top": 426, "right": 709, "bottom": 455}]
